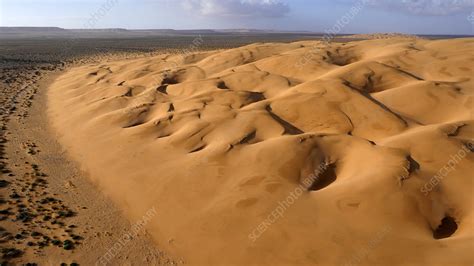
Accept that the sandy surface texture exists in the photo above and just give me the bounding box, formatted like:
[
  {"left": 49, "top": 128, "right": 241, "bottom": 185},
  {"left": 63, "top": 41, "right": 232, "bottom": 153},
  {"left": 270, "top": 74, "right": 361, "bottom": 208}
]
[
  {"left": 48, "top": 38, "right": 474, "bottom": 265},
  {"left": 0, "top": 68, "right": 176, "bottom": 265}
]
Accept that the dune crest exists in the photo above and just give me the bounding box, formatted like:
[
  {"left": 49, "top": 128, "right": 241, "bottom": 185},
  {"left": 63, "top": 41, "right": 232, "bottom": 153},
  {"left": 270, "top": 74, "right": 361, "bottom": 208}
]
[{"left": 49, "top": 38, "right": 474, "bottom": 265}]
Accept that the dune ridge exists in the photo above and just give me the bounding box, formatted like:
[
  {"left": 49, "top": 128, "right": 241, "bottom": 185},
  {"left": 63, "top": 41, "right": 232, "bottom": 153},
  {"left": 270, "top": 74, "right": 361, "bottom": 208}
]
[{"left": 48, "top": 38, "right": 474, "bottom": 265}]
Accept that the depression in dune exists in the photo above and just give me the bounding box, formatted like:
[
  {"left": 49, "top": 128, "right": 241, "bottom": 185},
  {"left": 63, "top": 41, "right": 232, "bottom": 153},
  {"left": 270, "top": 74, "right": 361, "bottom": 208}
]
[{"left": 48, "top": 38, "right": 474, "bottom": 265}]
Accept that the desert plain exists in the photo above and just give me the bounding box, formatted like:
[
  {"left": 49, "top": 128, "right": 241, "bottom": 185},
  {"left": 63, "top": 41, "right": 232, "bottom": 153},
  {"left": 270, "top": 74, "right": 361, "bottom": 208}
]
[{"left": 1, "top": 32, "right": 473, "bottom": 265}]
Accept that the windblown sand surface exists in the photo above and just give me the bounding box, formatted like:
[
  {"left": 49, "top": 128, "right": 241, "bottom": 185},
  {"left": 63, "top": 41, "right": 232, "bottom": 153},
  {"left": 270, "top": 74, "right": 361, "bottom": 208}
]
[
  {"left": 0, "top": 68, "right": 174, "bottom": 264},
  {"left": 48, "top": 38, "right": 474, "bottom": 265}
]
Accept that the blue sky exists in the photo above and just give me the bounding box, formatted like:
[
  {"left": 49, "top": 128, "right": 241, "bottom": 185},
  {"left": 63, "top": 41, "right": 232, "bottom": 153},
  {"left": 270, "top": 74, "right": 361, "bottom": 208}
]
[{"left": 0, "top": 0, "right": 473, "bottom": 35}]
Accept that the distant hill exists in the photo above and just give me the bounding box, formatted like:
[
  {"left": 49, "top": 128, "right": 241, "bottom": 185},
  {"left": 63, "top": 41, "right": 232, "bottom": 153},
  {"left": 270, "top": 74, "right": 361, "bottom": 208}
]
[
  {"left": 0, "top": 27, "right": 68, "bottom": 33},
  {"left": 215, "top": 29, "right": 314, "bottom": 34},
  {"left": 0, "top": 27, "right": 471, "bottom": 39},
  {"left": 69, "top": 28, "right": 129, "bottom": 33},
  {"left": 0, "top": 27, "right": 323, "bottom": 39},
  {"left": 0, "top": 27, "right": 315, "bottom": 36}
]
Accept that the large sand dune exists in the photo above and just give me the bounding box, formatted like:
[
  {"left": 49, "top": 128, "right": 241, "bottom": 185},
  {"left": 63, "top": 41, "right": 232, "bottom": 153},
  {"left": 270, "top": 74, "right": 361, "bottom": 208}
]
[{"left": 48, "top": 38, "right": 474, "bottom": 265}]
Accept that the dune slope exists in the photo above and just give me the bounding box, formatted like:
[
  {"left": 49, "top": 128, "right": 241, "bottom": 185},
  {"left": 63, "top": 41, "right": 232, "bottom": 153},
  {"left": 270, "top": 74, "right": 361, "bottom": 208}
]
[{"left": 48, "top": 38, "right": 474, "bottom": 265}]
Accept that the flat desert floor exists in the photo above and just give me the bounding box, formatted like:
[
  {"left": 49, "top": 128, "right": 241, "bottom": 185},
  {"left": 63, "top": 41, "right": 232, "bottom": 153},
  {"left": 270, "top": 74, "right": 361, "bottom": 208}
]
[{"left": 45, "top": 37, "right": 474, "bottom": 265}]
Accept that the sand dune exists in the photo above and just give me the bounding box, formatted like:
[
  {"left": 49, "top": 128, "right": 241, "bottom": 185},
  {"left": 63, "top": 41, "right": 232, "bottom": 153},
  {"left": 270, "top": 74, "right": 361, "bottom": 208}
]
[{"left": 48, "top": 38, "right": 474, "bottom": 265}]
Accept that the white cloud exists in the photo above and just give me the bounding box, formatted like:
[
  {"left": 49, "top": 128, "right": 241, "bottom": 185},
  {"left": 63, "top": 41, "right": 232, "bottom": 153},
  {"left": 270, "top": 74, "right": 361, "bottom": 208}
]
[
  {"left": 363, "top": 0, "right": 474, "bottom": 15},
  {"left": 181, "top": 0, "right": 290, "bottom": 17}
]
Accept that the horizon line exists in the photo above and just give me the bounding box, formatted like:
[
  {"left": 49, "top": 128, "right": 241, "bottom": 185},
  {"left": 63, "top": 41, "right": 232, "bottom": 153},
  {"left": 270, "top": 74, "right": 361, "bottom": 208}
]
[{"left": 1, "top": 26, "right": 473, "bottom": 36}]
